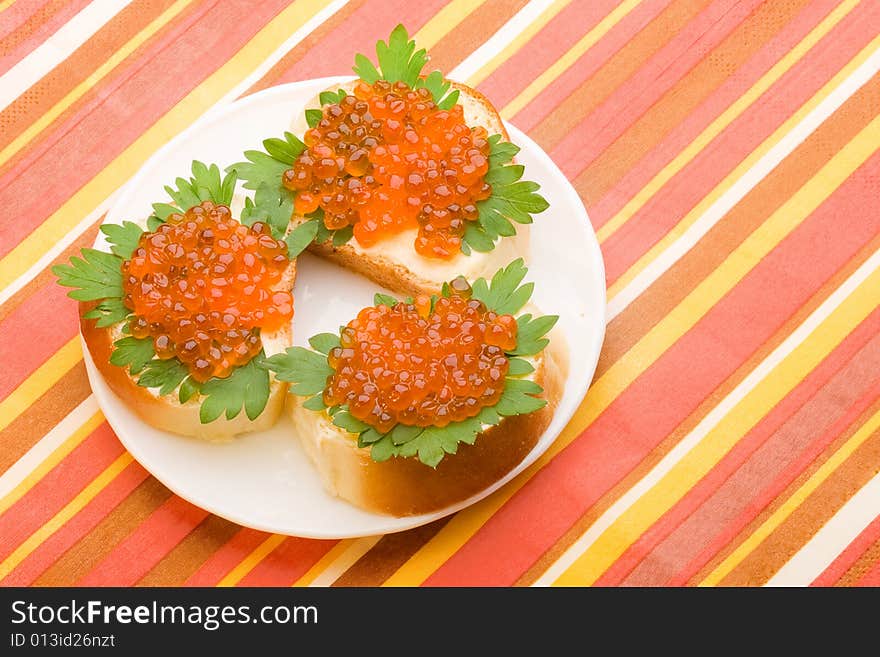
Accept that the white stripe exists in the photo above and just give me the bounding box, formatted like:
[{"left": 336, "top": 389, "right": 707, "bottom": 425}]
[
  {"left": 607, "top": 45, "right": 880, "bottom": 320},
  {"left": 306, "top": 536, "right": 382, "bottom": 587},
  {"left": 450, "top": 0, "right": 560, "bottom": 82},
  {"left": 0, "top": 0, "right": 134, "bottom": 112},
  {"left": 533, "top": 248, "right": 880, "bottom": 585},
  {"left": 0, "top": 395, "right": 99, "bottom": 501},
  {"left": 0, "top": 0, "right": 349, "bottom": 306},
  {"left": 766, "top": 472, "right": 880, "bottom": 586}
]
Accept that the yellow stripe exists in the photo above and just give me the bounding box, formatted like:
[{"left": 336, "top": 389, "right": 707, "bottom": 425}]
[
  {"left": 0, "top": 451, "right": 133, "bottom": 580},
  {"left": 605, "top": 30, "right": 880, "bottom": 301},
  {"left": 500, "top": 0, "right": 642, "bottom": 118},
  {"left": 554, "top": 267, "right": 880, "bottom": 585},
  {"left": 701, "top": 406, "right": 880, "bottom": 586},
  {"left": 0, "top": 411, "right": 103, "bottom": 516},
  {"left": 0, "top": 337, "right": 82, "bottom": 434},
  {"left": 413, "top": 0, "right": 487, "bottom": 50},
  {"left": 0, "top": 0, "right": 194, "bottom": 168},
  {"left": 465, "top": 0, "right": 572, "bottom": 86},
  {"left": 598, "top": 0, "right": 861, "bottom": 244},
  {"left": 0, "top": 0, "right": 16, "bottom": 14},
  {"left": 216, "top": 534, "right": 286, "bottom": 587},
  {"left": 0, "top": 0, "right": 330, "bottom": 293},
  {"left": 291, "top": 539, "right": 351, "bottom": 587},
  {"left": 384, "top": 114, "right": 880, "bottom": 585}
]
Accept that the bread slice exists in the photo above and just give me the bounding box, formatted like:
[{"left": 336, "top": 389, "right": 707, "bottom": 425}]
[
  {"left": 80, "top": 213, "right": 296, "bottom": 441},
  {"left": 291, "top": 80, "right": 530, "bottom": 297},
  {"left": 287, "top": 340, "right": 564, "bottom": 516}
]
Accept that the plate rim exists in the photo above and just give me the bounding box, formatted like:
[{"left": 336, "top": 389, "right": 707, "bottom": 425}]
[{"left": 88, "top": 77, "right": 607, "bottom": 538}]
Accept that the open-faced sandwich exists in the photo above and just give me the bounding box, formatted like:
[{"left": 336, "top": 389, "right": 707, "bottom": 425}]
[
  {"left": 230, "top": 25, "right": 548, "bottom": 297},
  {"left": 54, "top": 161, "right": 298, "bottom": 439},
  {"left": 266, "top": 259, "right": 561, "bottom": 516}
]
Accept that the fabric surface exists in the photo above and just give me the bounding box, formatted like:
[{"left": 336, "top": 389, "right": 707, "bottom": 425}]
[{"left": 1, "top": 0, "right": 878, "bottom": 587}]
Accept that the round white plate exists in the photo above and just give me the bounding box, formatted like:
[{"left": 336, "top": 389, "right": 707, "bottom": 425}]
[{"left": 84, "top": 77, "right": 606, "bottom": 538}]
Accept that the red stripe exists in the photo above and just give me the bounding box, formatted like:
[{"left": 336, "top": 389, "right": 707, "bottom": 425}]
[
  {"left": 600, "top": 317, "right": 880, "bottom": 585},
  {"left": 811, "top": 514, "right": 880, "bottom": 586},
  {"left": 588, "top": 0, "right": 844, "bottom": 228},
  {"left": 599, "top": 1, "right": 880, "bottom": 285},
  {"left": 0, "top": 422, "right": 123, "bottom": 563},
  {"left": 854, "top": 544, "right": 880, "bottom": 586},
  {"left": 236, "top": 537, "right": 337, "bottom": 587},
  {"left": 269, "top": 0, "right": 446, "bottom": 85},
  {"left": 548, "top": 0, "right": 762, "bottom": 179},
  {"left": 0, "top": 0, "right": 91, "bottom": 76},
  {"left": 0, "top": 460, "right": 148, "bottom": 585},
  {"left": 0, "top": 280, "right": 79, "bottom": 400},
  {"left": 76, "top": 495, "right": 209, "bottom": 586},
  {"left": 475, "top": 0, "right": 627, "bottom": 110},
  {"left": 421, "top": 151, "right": 880, "bottom": 586},
  {"left": 184, "top": 527, "right": 270, "bottom": 586},
  {"left": 0, "top": 0, "right": 291, "bottom": 259}
]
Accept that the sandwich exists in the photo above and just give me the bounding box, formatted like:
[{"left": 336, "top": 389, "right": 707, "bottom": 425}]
[
  {"left": 230, "top": 25, "right": 549, "bottom": 297},
  {"left": 54, "top": 161, "right": 297, "bottom": 439},
  {"left": 266, "top": 259, "right": 562, "bottom": 516}
]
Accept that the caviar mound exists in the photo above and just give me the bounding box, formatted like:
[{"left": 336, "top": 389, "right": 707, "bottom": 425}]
[
  {"left": 322, "top": 282, "right": 518, "bottom": 433},
  {"left": 283, "top": 79, "right": 492, "bottom": 260},
  {"left": 122, "top": 201, "right": 293, "bottom": 382}
]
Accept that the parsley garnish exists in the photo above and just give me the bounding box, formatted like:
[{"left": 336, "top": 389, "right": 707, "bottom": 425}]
[
  {"left": 268, "top": 260, "right": 558, "bottom": 467},
  {"left": 151, "top": 161, "right": 237, "bottom": 225},
  {"left": 318, "top": 89, "right": 347, "bottom": 106},
  {"left": 199, "top": 353, "right": 272, "bottom": 423}
]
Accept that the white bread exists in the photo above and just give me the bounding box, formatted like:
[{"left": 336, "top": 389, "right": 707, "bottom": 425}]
[
  {"left": 81, "top": 215, "right": 296, "bottom": 441},
  {"left": 291, "top": 80, "right": 530, "bottom": 297},
  {"left": 287, "top": 340, "right": 564, "bottom": 516}
]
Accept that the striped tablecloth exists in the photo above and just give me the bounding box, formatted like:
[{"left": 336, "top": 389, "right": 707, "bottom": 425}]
[{"left": 1, "top": 0, "right": 878, "bottom": 588}]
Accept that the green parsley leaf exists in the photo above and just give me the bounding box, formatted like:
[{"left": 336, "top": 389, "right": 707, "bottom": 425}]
[
  {"left": 470, "top": 258, "right": 532, "bottom": 315},
  {"left": 265, "top": 346, "right": 333, "bottom": 396},
  {"left": 228, "top": 132, "right": 305, "bottom": 196},
  {"left": 308, "top": 332, "right": 341, "bottom": 355},
  {"left": 370, "top": 434, "right": 396, "bottom": 461},
  {"left": 109, "top": 336, "right": 155, "bottom": 375},
  {"left": 178, "top": 377, "right": 201, "bottom": 404},
  {"left": 513, "top": 313, "right": 558, "bottom": 356},
  {"left": 331, "top": 225, "right": 353, "bottom": 247},
  {"left": 462, "top": 136, "right": 549, "bottom": 253},
  {"left": 82, "top": 298, "right": 130, "bottom": 328},
  {"left": 146, "top": 215, "right": 164, "bottom": 231},
  {"left": 285, "top": 217, "right": 320, "bottom": 258},
  {"left": 353, "top": 53, "right": 380, "bottom": 84},
  {"left": 137, "top": 358, "right": 189, "bottom": 396},
  {"left": 302, "top": 395, "right": 327, "bottom": 411},
  {"left": 319, "top": 89, "right": 347, "bottom": 106},
  {"left": 495, "top": 377, "right": 547, "bottom": 416},
  {"left": 199, "top": 354, "right": 271, "bottom": 423},
  {"left": 374, "top": 293, "right": 398, "bottom": 307},
  {"left": 332, "top": 410, "right": 370, "bottom": 434},
  {"left": 506, "top": 357, "right": 535, "bottom": 376},
  {"left": 53, "top": 249, "right": 124, "bottom": 302},
  {"left": 100, "top": 221, "right": 144, "bottom": 259},
  {"left": 305, "top": 109, "right": 323, "bottom": 128},
  {"left": 240, "top": 182, "right": 293, "bottom": 240}
]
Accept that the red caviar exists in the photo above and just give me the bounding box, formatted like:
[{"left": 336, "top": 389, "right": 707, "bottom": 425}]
[
  {"left": 323, "top": 281, "right": 517, "bottom": 433},
  {"left": 282, "top": 79, "right": 492, "bottom": 259},
  {"left": 121, "top": 201, "right": 293, "bottom": 382}
]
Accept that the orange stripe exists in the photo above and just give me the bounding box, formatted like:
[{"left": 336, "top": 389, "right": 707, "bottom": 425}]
[
  {"left": 838, "top": 537, "right": 880, "bottom": 586},
  {"left": 0, "top": 0, "right": 89, "bottom": 73}
]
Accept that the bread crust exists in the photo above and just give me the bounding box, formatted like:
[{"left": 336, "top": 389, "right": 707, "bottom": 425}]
[
  {"left": 289, "top": 344, "right": 564, "bottom": 516},
  {"left": 80, "top": 260, "right": 296, "bottom": 440}
]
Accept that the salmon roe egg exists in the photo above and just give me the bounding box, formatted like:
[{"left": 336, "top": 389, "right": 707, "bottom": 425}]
[
  {"left": 323, "top": 280, "right": 518, "bottom": 433},
  {"left": 121, "top": 201, "right": 293, "bottom": 382},
  {"left": 283, "top": 79, "right": 492, "bottom": 260}
]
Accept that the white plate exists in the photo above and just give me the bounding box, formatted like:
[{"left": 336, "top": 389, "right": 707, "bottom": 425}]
[{"left": 83, "top": 77, "right": 606, "bottom": 538}]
